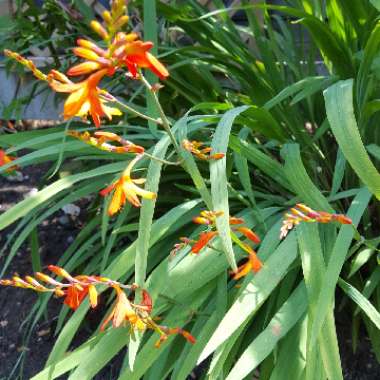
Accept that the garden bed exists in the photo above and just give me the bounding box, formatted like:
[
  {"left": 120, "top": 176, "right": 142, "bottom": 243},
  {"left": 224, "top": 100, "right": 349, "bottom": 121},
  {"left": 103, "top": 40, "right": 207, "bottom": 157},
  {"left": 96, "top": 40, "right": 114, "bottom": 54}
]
[{"left": 0, "top": 156, "right": 379, "bottom": 380}]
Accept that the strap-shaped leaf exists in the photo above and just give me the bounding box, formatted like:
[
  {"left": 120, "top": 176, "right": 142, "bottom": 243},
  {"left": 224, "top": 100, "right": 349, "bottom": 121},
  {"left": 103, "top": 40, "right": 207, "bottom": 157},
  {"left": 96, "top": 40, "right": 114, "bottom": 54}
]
[
  {"left": 198, "top": 232, "right": 298, "bottom": 363},
  {"left": 324, "top": 79, "right": 380, "bottom": 199},
  {"left": 309, "top": 188, "right": 372, "bottom": 348},
  {"left": 210, "top": 105, "right": 249, "bottom": 270},
  {"left": 226, "top": 283, "right": 307, "bottom": 380}
]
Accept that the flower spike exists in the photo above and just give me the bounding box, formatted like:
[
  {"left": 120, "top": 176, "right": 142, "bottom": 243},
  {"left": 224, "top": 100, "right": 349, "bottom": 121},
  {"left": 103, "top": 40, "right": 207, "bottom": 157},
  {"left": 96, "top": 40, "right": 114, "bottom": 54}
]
[
  {"left": 0, "top": 267, "right": 195, "bottom": 348},
  {"left": 280, "top": 203, "right": 352, "bottom": 239},
  {"left": 182, "top": 140, "right": 225, "bottom": 161},
  {"left": 100, "top": 155, "right": 156, "bottom": 215}
]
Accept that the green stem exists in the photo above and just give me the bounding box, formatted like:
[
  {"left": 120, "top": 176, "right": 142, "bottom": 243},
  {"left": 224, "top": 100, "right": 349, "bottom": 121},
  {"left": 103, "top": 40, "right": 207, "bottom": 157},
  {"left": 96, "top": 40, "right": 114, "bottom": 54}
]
[
  {"left": 139, "top": 72, "right": 181, "bottom": 154},
  {"left": 102, "top": 93, "right": 163, "bottom": 126},
  {"left": 143, "top": 152, "right": 183, "bottom": 166}
]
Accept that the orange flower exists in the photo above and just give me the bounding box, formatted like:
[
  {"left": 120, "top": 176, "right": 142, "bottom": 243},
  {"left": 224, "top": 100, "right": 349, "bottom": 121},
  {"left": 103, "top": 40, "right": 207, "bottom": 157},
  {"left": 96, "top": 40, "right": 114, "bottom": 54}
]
[
  {"left": 154, "top": 327, "right": 196, "bottom": 348},
  {"left": 100, "top": 155, "right": 156, "bottom": 215},
  {"left": 280, "top": 203, "right": 352, "bottom": 239},
  {"left": 191, "top": 231, "right": 218, "bottom": 254},
  {"left": 48, "top": 69, "right": 121, "bottom": 128},
  {"left": 64, "top": 284, "right": 90, "bottom": 310},
  {"left": 0, "top": 267, "right": 196, "bottom": 348},
  {"left": 234, "top": 227, "right": 261, "bottom": 244},
  {"left": 101, "top": 285, "right": 146, "bottom": 331},
  {"left": 232, "top": 247, "right": 263, "bottom": 280},
  {"left": 182, "top": 140, "right": 224, "bottom": 161},
  {"left": 67, "top": 130, "right": 144, "bottom": 154},
  {"left": 67, "top": 42, "right": 113, "bottom": 77},
  {"left": 119, "top": 40, "right": 169, "bottom": 80},
  {"left": 0, "top": 149, "right": 19, "bottom": 173}
]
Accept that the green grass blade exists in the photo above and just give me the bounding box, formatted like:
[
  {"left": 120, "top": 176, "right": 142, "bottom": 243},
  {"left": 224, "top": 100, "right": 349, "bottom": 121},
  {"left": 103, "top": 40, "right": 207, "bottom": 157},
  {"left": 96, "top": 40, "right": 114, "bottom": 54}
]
[
  {"left": 198, "top": 232, "right": 298, "bottom": 363},
  {"left": 324, "top": 80, "right": 380, "bottom": 199},
  {"left": 282, "top": 143, "right": 332, "bottom": 211},
  {"left": 210, "top": 106, "right": 250, "bottom": 271},
  {"left": 339, "top": 277, "right": 380, "bottom": 330},
  {"left": 0, "top": 162, "right": 125, "bottom": 230},
  {"left": 226, "top": 283, "right": 307, "bottom": 380},
  {"left": 309, "top": 188, "right": 372, "bottom": 348}
]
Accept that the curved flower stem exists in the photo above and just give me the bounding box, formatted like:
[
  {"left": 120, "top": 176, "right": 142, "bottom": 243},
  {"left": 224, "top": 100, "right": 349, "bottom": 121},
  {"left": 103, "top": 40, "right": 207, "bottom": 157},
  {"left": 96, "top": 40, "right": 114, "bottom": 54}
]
[
  {"left": 143, "top": 151, "right": 183, "bottom": 166},
  {"left": 138, "top": 72, "right": 182, "bottom": 155},
  {"left": 101, "top": 92, "right": 163, "bottom": 126}
]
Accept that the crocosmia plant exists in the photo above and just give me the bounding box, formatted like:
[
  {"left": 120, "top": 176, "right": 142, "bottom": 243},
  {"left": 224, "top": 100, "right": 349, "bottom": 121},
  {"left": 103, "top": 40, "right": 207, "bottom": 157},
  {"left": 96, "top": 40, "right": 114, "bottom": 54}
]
[{"left": 1, "top": 0, "right": 378, "bottom": 379}]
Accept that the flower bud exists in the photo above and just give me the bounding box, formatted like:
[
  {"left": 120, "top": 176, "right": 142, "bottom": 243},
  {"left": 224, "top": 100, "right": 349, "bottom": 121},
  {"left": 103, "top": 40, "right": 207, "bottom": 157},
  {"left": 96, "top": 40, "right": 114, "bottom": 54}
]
[{"left": 90, "top": 20, "right": 109, "bottom": 40}]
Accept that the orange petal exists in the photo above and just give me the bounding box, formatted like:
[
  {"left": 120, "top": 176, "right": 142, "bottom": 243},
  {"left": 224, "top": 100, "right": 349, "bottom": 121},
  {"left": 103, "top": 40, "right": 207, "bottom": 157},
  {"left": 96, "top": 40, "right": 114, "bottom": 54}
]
[
  {"left": 67, "top": 61, "right": 102, "bottom": 76},
  {"left": 229, "top": 217, "right": 244, "bottom": 225},
  {"left": 181, "top": 329, "right": 196, "bottom": 344},
  {"left": 235, "top": 226, "right": 261, "bottom": 244},
  {"left": 146, "top": 52, "right": 169, "bottom": 80},
  {"left": 191, "top": 231, "right": 218, "bottom": 254},
  {"left": 64, "top": 285, "right": 88, "bottom": 310},
  {"left": 77, "top": 39, "right": 106, "bottom": 56},
  {"left": 232, "top": 261, "right": 252, "bottom": 280},
  {"left": 142, "top": 290, "right": 153, "bottom": 313},
  {"left": 193, "top": 216, "right": 212, "bottom": 225},
  {"left": 88, "top": 284, "right": 98, "bottom": 308},
  {"left": 113, "top": 288, "right": 133, "bottom": 328},
  {"left": 332, "top": 214, "right": 352, "bottom": 225},
  {"left": 94, "top": 131, "right": 121, "bottom": 142},
  {"left": 108, "top": 183, "right": 124, "bottom": 216},
  {"left": 249, "top": 251, "right": 263, "bottom": 273},
  {"left": 48, "top": 265, "right": 76, "bottom": 282},
  {"left": 73, "top": 47, "right": 101, "bottom": 61},
  {"left": 100, "top": 182, "right": 116, "bottom": 197},
  {"left": 90, "top": 20, "right": 109, "bottom": 40},
  {"left": 63, "top": 88, "right": 87, "bottom": 120},
  {"left": 100, "top": 307, "right": 115, "bottom": 331}
]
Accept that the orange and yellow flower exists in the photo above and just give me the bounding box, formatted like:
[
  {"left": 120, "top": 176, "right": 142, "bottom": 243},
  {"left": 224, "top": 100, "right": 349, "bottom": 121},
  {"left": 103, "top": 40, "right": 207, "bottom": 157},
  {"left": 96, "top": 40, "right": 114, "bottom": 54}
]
[
  {"left": 280, "top": 203, "right": 352, "bottom": 239},
  {"left": 100, "top": 285, "right": 146, "bottom": 331},
  {"left": 1, "top": 266, "right": 195, "bottom": 348},
  {"left": 100, "top": 155, "right": 156, "bottom": 215},
  {"left": 48, "top": 69, "right": 121, "bottom": 128},
  {"left": 175, "top": 211, "right": 261, "bottom": 263},
  {"left": 0, "top": 149, "right": 19, "bottom": 173},
  {"left": 182, "top": 140, "right": 225, "bottom": 161},
  {"left": 67, "top": 130, "right": 144, "bottom": 154},
  {"left": 232, "top": 244, "right": 263, "bottom": 280}
]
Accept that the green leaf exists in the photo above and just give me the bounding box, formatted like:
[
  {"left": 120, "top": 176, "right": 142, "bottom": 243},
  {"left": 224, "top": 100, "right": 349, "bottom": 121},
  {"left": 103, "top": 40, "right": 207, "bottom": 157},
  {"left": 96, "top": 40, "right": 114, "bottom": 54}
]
[
  {"left": 229, "top": 136, "right": 292, "bottom": 191},
  {"left": 68, "top": 329, "right": 129, "bottom": 380},
  {"left": 30, "top": 336, "right": 101, "bottom": 380},
  {"left": 369, "top": 0, "right": 380, "bottom": 11},
  {"left": 0, "top": 162, "right": 125, "bottom": 231},
  {"left": 324, "top": 80, "right": 380, "bottom": 199},
  {"left": 198, "top": 233, "right": 298, "bottom": 363},
  {"left": 309, "top": 188, "right": 372, "bottom": 348},
  {"left": 210, "top": 106, "right": 250, "bottom": 271},
  {"left": 339, "top": 278, "right": 380, "bottom": 330},
  {"left": 297, "top": 223, "right": 342, "bottom": 380},
  {"left": 282, "top": 143, "right": 332, "bottom": 211},
  {"left": 226, "top": 283, "right": 307, "bottom": 380}
]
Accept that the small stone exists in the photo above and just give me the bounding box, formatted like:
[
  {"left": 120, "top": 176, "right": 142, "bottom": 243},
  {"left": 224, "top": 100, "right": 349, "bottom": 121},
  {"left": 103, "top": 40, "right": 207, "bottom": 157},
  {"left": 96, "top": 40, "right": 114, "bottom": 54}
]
[
  {"left": 17, "top": 346, "right": 29, "bottom": 353},
  {"left": 25, "top": 188, "right": 38, "bottom": 198},
  {"left": 61, "top": 203, "right": 81, "bottom": 217},
  {"left": 58, "top": 215, "right": 70, "bottom": 225},
  {"left": 0, "top": 320, "right": 8, "bottom": 328},
  {"left": 6, "top": 172, "right": 24, "bottom": 182},
  {"left": 37, "top": 328, "right": 51, "bottom": 337}
]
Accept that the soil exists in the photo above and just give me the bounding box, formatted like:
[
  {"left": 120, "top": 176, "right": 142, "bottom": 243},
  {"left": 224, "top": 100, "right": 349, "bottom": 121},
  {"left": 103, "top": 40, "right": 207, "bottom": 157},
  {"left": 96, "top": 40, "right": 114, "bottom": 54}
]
[{"left": 1, "top": 159, "right": 380, "bottom": 379}]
